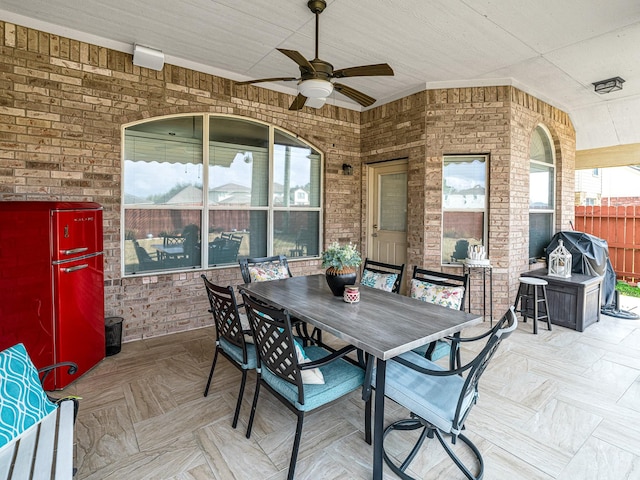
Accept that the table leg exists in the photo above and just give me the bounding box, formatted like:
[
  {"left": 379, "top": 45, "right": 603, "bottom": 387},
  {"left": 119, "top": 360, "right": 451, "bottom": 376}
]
[
  {"left": 482, "top": 268, "right": 487, "bottom": 322},
  {"left": 373, "top": 357, "right": 386, "bottom": 480},
  {"left": 489, "top": 268, "right": 493, "bottom": 326}
]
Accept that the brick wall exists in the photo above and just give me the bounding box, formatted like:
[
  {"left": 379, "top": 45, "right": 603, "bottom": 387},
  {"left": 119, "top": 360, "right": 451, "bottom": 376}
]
[
  {"left": 361, "top": 87, "right": 575, "bottom": 316},
  {"left": 1, "top": 20, "right": 576, "bottom": 337},
  {"left": 0, "top": 21, "right": 361, "bottom": 341}
]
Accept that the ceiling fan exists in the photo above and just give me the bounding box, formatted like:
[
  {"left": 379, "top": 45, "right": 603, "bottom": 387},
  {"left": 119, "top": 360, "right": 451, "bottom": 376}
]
[{"left": 236, "top": 0, "right": 394, "bottom": 110}]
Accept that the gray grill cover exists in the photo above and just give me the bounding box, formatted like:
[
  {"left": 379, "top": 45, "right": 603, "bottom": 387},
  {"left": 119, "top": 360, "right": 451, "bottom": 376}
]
[{"left": 546, "top": 231, "right": 617, "bottom": 311}]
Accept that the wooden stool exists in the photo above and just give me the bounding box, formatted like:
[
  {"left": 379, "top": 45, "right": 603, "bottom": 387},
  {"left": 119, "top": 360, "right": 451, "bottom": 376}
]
[{"left": 514, "top": 277, "right": 552, "bottom": 334}]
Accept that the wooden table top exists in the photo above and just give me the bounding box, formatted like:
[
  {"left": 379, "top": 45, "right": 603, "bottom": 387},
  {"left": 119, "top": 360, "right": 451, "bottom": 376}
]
[{"left": 241, "top": 274, "right": 483, "bottom": 360}]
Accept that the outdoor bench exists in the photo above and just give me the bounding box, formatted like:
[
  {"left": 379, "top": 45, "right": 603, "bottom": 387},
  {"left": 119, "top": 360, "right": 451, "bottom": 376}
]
[{"left": 0, "top": 344, "right": 78, "bottom": 480}]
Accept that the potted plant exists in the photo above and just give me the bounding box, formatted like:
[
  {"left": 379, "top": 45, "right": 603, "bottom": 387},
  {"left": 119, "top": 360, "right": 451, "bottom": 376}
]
[{"left": 321, "top": 242, "right": 362, "bottom": 296}]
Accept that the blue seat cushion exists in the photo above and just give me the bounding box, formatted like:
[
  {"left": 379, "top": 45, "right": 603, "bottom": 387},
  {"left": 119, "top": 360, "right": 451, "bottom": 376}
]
[
  {"left": 382, "top": 350, "right": 475, "bottom": 434},
  {"left": 411, "top": 339, "right": 451, "bottom": 361},
  {"left": 219, "top": 338, "right": 257, "bottom": 370},
  {"left": 260, "top": 346, "right": 364, "bottom": 412}
]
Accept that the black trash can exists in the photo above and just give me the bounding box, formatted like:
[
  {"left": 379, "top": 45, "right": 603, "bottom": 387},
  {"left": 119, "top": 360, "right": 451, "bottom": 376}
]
[{"left": 105, "top": 316, "right": 123, "bottom": 356}]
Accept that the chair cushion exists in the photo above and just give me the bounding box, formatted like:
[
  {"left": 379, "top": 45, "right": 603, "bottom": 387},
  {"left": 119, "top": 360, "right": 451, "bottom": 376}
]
[
  {"left": 360, "top": 269, "right": 398, "bottom": 292},
  {"left": 411, "top": 340, "right": 451, "bottom": 361},
  {"left": 382, "top": 351, "right": 475, "bottom": 434},
  {"left": 0, "top": 343, "right": 57, "bottom": 448},
  {"left": 219, "top": 338, "right": 257, "bottom": 370},
  {"left": 248, "top": 264, "right": 289, "bottom": 282},
  {"left": 261, "top": 346, "right": 364, "bottom": 412},
  {"left": 410, "top": 279, "right": 464, "bottom": 310},
  {"left": 293, "top": 339, "right": 325, "bottom": 384}
]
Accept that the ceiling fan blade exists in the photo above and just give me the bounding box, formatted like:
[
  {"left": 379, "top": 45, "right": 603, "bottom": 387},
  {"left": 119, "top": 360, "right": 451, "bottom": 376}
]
[
  {"left": 332, "top": 63, "right": 394, "bottom": 79},
  {"left": 277, "top": 48, "right": 316, "bottom": 73},
  {"left": 235, "top": 76, "right": 298, "bottom": 86},
  {"left": 333, "top": 83, "right": 376, "bottom": 107},
  {"left": 289, "top": 93, "right": 308, "bottom": 111}
]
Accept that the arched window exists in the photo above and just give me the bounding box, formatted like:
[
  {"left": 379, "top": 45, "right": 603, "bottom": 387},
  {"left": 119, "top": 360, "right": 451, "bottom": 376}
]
[
  {"left": 122, "top": 114, "right": 322, "bottom": 275},
  {"left": 529, "top": 125, "right": 555, "bottom": 260}
]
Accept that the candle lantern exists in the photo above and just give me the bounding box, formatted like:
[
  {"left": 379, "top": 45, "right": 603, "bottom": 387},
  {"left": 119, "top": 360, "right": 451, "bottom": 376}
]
[{"left": 548, "top": 240, "right": 572, "bottom": 278}]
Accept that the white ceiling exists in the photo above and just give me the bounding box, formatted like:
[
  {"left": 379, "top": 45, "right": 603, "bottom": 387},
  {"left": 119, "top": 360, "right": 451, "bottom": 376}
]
[{"left": 2, "top": 0, "right": 640, "bottom": 151}]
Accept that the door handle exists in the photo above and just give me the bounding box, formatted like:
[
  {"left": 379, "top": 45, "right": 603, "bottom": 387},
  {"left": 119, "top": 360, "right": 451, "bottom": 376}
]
[
  {"left": 371, "top": 233, "right": 378, "bottom": 237},
  {"left": 61, "top": 264, "right": 89, "bottom": 273},
  {"left": 61, "top": 247, "right": 89, "bottom": 255}
]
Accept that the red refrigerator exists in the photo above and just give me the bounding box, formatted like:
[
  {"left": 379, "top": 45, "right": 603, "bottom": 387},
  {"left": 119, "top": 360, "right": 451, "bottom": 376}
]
[{"left": 0, "top": 201, "right": 105, "bottom": 389}]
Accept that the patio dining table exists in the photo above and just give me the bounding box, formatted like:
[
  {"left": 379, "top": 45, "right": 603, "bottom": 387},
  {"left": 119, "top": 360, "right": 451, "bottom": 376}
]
[{"left": 241, "top": 273, "right": 483, "bottom": 479}]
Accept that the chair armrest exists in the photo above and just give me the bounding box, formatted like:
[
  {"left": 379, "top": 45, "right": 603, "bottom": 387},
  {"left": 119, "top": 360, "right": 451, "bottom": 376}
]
[
  {"left": 391, "top": 352, "right": 472, "bottom": 377},
  {"left": 38, "top": 362, "right": 78, "bottom": 386},
  {"left": 299, "top": 345, "right": 357, "bottom": 370}
]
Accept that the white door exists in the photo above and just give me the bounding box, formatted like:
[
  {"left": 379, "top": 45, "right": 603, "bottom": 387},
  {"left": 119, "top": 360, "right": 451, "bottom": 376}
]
[{"left": 367, "top": 160, "right": 408, "bottom": 267}]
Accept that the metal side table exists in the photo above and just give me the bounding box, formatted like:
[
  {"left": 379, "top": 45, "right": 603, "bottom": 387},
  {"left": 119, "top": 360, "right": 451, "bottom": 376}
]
[{"left": 462, "top": 261, "right": 493, "bottom": 326}]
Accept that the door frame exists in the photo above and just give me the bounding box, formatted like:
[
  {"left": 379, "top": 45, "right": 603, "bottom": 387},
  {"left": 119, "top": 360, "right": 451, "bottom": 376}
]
[{"left": 365, "top": 158, "right": 409, "bottom": 263}]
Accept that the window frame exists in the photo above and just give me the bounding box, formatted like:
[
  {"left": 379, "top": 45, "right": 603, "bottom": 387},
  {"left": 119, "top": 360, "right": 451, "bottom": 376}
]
[
  {"left": 529, "top": 124, "right": 556, "bottom": 260},
  {"left": 121, "top": 113, "right": 323, "bottom": 276},
  {"left": 441, "top": 154, "right": 489, "bottom": 266}
]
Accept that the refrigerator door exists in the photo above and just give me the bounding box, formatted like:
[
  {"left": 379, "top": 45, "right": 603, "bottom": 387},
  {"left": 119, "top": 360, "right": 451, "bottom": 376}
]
[
  {"left": 52, "top": 208, "right": 103, "bottom": 262},
  {"left": 51, "top": 253, "right": 105, "bottom": 389}
]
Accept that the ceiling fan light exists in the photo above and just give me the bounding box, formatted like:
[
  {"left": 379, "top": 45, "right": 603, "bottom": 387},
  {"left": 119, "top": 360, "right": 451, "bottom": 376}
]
[
  {"left": 304, "top": 97, "right": 327, "bottom": 109},
  {"left": 299, "top": 79, "right": 333, "bottom": 98}
]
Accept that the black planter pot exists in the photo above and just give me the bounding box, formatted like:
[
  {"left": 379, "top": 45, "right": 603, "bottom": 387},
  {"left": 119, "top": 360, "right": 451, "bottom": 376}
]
[{"left": 325, "top": 270, "right": 357, "bottom": 296}]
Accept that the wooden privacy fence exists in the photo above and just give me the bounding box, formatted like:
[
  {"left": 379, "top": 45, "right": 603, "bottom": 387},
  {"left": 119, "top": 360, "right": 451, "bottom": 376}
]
[{"left": 575, "top": 205, "right": 640, "bottom": 284}]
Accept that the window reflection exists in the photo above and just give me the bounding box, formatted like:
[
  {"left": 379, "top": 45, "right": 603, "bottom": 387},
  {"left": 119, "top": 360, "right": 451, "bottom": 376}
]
[
  {"left": 122, "top": 115, "right": 322, "bottom": 275},
  {"left": 442, "top": 155, "right": 487, "bottom": 264},
  {"left": 124, "top": 116, "right": 203, "bottom": 206}
]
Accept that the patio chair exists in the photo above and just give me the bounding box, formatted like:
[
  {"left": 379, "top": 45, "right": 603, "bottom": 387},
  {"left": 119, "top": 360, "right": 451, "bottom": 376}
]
[
  {"left": 239, "top": 255, "right": 293, "bottom": 284},
  {"left": 409, "top": 266, "right": 469, "bottom": 365},
  {"left": 239, "top": 255, "right": 320, "bottom": 345},
  {"left": 361, "top": 258, "right": 405, "bottom": 294},
  {"left": 133, "top": 239, "right": 158, "bottom": 271},
  {"left": 240, "top": 289, "right": 371, "bottom": 480},
  {"left": 201, "top": 275, "right": 256, "bottom": 429},
  {"left": 381, "top": 307, "right": 517, "bottom": 480}
]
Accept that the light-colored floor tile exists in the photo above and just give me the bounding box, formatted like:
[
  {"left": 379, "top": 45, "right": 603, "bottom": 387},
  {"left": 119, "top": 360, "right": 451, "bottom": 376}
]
[{"left": 68, "top": 306, "right": 640, "bottom": 479}]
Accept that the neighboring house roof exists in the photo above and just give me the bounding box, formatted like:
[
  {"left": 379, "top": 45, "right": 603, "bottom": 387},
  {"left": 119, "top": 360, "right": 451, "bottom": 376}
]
[
  {"left": 210, "top": 183, "right": 250, "bottom": 193},
  {"left": 166, "top": 185, "right": 202, "bottom": 204}
]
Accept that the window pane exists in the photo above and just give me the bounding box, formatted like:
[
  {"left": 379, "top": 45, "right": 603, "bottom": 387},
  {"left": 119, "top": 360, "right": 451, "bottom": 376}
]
[
  {"left": 209, "top": 117, "right": 269, "bottom": 207},
  {"left": 273, "top": 211, "right": 320, "bottom": 258},
  {"left": 442, "top": 212, "right": 484, "bottom": 264},
  {"left": 211, "top": 210, "right": 269, "bottom": 259},
  {"left": 124, "top": 209, "right": 202, "bottom": 273},
  {"left": 529, "top": 213, "right": 553, "bottom": 259},
  {"left": 442, "top": 155, "right": 487, "bottom": 264},
  {"left": 379, "top": 173, "right": 407, "bottom": 231},
  {"left": 124, "top": 117, "right": 203, "bottom": 206},
  {"left": 206, "top": 211, "right": 254, "bottom": 266},
  {"left": 274, "top": 130, "right": 321, "bottom": 208},
  {"left": 530, "top": 163, "right": 554, "bottom": 210},
  {"left": 530, "top": 126, "right": 554, "bottom": 164},
  {"left": 443, "top": 157, "right": 486, "bottom": 209}
]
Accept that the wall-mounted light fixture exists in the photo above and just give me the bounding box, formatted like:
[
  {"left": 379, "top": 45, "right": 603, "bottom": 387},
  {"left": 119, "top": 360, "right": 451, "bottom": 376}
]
[
  {"left": 133, "top": 44, "right": 165, "bottom": 71},
  {"left": 593, "top": 76, "right": 625, "bottom": 94},
  {"left": 342, "top": 163, "right": 353, "bottom": 175}
]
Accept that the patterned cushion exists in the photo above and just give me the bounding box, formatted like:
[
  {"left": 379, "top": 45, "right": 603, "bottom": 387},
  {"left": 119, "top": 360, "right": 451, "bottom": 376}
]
[
  {"left": 0, "top": 343, "right": 57, "bottom": 448},
  {"left": 248, "top": 264, "right": 290, "bottom": 282},
  {"left": 293, "top": 338, "right": 325, "bottom": 384},
  {"left": 360, "top": 269, "right": 398, "bottom": 292},
  {"left": 410, "top": 279, "right": 464, "bottom": 310}
]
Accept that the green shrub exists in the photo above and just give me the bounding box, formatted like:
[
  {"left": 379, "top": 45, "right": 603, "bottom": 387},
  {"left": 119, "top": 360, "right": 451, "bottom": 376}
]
[{"left": 616, "top": 281, "right": 640, "bottom": 298}]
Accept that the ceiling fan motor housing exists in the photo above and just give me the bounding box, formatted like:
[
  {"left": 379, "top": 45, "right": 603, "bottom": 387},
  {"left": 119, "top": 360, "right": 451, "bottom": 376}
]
[{"left": 307, "top": 0, "right": 326, "bottom": 14}]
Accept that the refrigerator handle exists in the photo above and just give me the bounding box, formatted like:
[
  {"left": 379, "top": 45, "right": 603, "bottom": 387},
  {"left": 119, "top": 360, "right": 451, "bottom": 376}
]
[
  {"left": 62, "top": 247, "right": 89, "bottom": 255},
  {"left": 61, "top": 264, "right": 89, "bottom": 273}
]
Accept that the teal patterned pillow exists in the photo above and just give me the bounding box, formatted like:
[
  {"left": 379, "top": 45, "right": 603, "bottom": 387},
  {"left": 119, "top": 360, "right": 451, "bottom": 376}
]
[
  {"left": 410, "top": 279, "right": 464, "bottom": 310},
  {"left": 361, "top": 269, "right": 398, "bottom": 292},
  {"left": 0, "top": 343, "right": 57, "bottom": 448}
]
